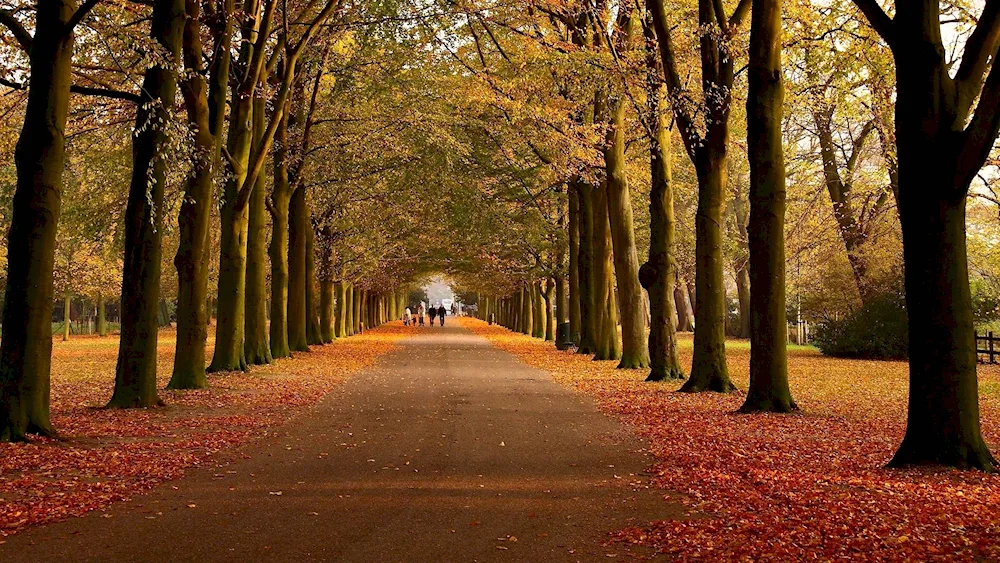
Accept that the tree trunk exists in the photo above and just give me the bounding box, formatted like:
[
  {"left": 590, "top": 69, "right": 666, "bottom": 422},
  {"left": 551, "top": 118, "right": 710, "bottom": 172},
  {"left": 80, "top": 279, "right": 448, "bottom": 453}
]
[
  {"left": 268, "top": 107, "right": 292, "bottom": 359},
  {"left": 353, "top": 286, "right": 362, "bottom": 334},
  {"left": 346, "top": 283, "right": 355, "bottom": 336},
  {"left": 321, "top": 280, "right": 336, "bottom": 343},
  {"left": 740, "top": 0, "right": 794, "bottom": 413},
  {"left": 107, "top": 0, "right": 184, "bottom": 407},
  {"left": 209, "top": 198, "right": 250, "bottom": 371},
  {"left": 576, "top": 181, "right": 597, "bottom": 354},
  {"left": 545, "top": 278, "right": 556, "bottom": 341},
  {"left": 679, "top": 152, "right": 735, "bottom": 392},
  {"left": 605, "top": 98, "right": 650, "bottom": 369},
  {"left": 640, "top": 52, "right": 684, "bottom": 381},
  {"left": 531, "top": 281, "right": 545, "bottom": 339},
  {"left": 63, "top": 291, "right": 71, "bottom": 342},
  {"left": 287, "top": 187, "right": 308, "bottom": 352},
  {"left": 245, "top": 95, "right": 272, "bottom": 365},
  {"left": 332, "top": 281, "right": 346, "bottom": 339},
  {"left": 674, "top": 282, "right": 692, "bottom": 332},
  {"left": 97, "top": 292, "right": 107, "bottom": 336},
  {"left": 592, "top": 182, "right": 620, "bottom": 361},
  {"left": 305, "top": 220, "right": 322, "bottom": 346},
  {"left": 568, "top": 187, "right": 581, "bottom": 343},
  {"left": 0, "top": 0, "right": 77, "bottom": 440}
]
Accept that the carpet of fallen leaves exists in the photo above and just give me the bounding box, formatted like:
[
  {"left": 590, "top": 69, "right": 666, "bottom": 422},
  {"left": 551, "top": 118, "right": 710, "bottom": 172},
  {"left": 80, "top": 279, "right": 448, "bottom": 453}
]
[
  {"left": 461, "top": 317, "right": 1000, "bottom": 561},
  {"left": 0, "top": 324, "right": 409, "bottom": 536}
]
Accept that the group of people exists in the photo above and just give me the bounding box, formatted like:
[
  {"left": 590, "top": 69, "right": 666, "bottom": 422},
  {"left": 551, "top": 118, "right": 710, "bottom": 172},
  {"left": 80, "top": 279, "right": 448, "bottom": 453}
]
[{"left": 403, "top": 303, "right": 448, "bottom": 327}]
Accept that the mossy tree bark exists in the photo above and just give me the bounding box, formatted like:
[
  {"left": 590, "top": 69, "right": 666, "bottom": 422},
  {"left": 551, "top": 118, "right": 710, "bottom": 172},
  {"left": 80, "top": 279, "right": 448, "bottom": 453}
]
[
  {"left": 108, "top": 0, "right": 184, "bottom": 408},
  {"left": 0, "top": 0, "right": 81, "bottom": 439},
  {"left": 332, "top": 281, "right": 346, "bottom": 339},
  {"left": 170, "top": 0, "right": 230, "bottom": 389},
  {"left": 639, "top": 38, "right": 685, "bottom": 381},
  {"left": 352, "top": 286, "right": 362, "bottom": 333},
  {"left": 851, "top": 0, "right": 1000, "bottom": 469},
  {"left": 592, "top": 183, "right": 620, "bottom": 362},
  {"left": 245, "top": 94, "right": 272, "bottom": 365},
  {"left": 739, "top": 0, "right": 795, "bottom": 413},
  {"left": 605, "top": 95, "right": 650, "bottom": 369},
  {"left": 320, "top": 280, "right": 335, "bottom": 343},
  {"left": 649, "top": 0, "right": 743, "bottom": 393},
  {"left": 544, "top": 278, "right": 556, "bottom": 341},
  {"left": 346, "top": 283, "right": 355, "bottom": 336}
]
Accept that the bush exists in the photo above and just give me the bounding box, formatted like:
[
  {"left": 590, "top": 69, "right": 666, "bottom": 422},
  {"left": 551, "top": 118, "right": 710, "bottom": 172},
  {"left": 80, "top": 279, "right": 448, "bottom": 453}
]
[{"left": 813, "top": 290, "right": 909, "bottom": 360}]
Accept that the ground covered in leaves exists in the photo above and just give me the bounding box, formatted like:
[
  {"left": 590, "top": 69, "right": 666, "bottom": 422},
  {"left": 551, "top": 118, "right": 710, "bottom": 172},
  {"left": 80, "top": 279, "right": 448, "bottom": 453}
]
[
  {"left": 462, "top": 317, "right": 1000, "bottom": 561},
  {"left": 0, "top": 324, "right": 408, "bottom": 536}
]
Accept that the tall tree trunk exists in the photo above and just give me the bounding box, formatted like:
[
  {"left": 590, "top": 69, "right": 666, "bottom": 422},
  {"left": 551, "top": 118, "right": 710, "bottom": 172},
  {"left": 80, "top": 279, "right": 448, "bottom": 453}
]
[
  {"left": 675, "top": 281, "right": 693, "bottom": 331},
  {"left": 568, "top": 187, "right": 581, "bottom": 343},
  {"left": 727, "top": 192, "right": 751, "bottom": 339},
  {"left": 346, "top": 283, "right": 355, "bottom": 336},
  {"left": 0, "top": 0, "right": 77, "bottom": 439},
  {"left": 740, "top": 0, "right": 795, "bottom": 413},
  {"left": 606, "top": 97, "right": 650, "bottom": 369},
  {"left": 680, "top": 153, "right": 735, "bottom": 392},
  {"left": 305, "top": 220, "right": 322, "bottom": 345},
  {"left": 268, "top": 106, "right": 292, "bottom": 359},
  {"left": 576, "top": 182, "right": 597, "bottom": 354},
  {"left": 332, "top": 281, "right": 345, "bottom": 339},
  {"left": 320, "top": 280, "right": 335, "bottom": 343},
  {"left": 170, "top": 0, "right": 229, "bottom": 389},
  {"left": 245, "top": 94, "right": 272, "bottom": 365},
  {"left": 97, "top": 292, "right": 107, "bottom": 336},
  {"left": 352, "top": 286, "right": 362, "bottom": 333},
  {"left": 287, "top": 187, "right": 308, "bottom": 351},
  {"left": 209, "top": 199, "right": 250, "bottom": 371},
  {"left": 63, "top": 291, "right": 71, "bottom": 342},
  {"left": 544, "top": 278, "right": 556, "bottom": 341},
  {"left": 531, "top": 281, "right": 545, "bottom": 339},
  {"left": 108, "top": 0, "right": 183, "bottom": 407},
  {"left": 640, "top": 49, "right": 684, "bottom": 381},
  {"left": 592, "top": 182, "right": 620, "bottom": 361}
]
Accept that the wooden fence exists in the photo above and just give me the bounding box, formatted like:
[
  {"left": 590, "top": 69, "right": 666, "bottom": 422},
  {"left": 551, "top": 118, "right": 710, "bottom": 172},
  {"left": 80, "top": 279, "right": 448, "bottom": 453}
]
[{"left": 976, "top": 331, "right": 999, "bottom": 364}]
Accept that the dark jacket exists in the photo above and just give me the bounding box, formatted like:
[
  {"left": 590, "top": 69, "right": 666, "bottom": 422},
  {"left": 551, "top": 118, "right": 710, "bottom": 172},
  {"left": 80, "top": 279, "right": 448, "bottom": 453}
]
[{"left": 438, "top": 306, "right": 446, "bottom": 317}]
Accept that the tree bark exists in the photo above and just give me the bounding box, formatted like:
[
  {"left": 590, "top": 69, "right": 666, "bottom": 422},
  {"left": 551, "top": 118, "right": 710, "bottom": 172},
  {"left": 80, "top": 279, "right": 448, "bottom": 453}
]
[
  {"left": 568, "top": 187, "right": 581, "bottom": 343},
  {"left": 739, "top": 0, "right": 795, "bottom": 413},
  {"left": 97, "top": 292, "right": 107, "bottom": 336},
  {"left": 592, "top": 182, "right": 620, "bottom": 361},
  {"left": 0, "top": 0, "right": 77, "bottom": 439},
  {"left": 332, "top": 281, "right": 346, "bottom": 339},
  {"left": 268, "top": 105, "right": 292, "bottom": 359},
  {"left": 640, "top": 46, "right": 684, "bottom": 381},
  {"left": 305, "top": 219, "right": 322, "bottom": 345},
  {"left": 532, "top": 281, "right": 545, "bottom": 339},
  {"left": 346, "top": 283, "right": 355, "bottom": 336},
  {"left": 576, "top": 181, "right": 597, "bottom": 354},
  {"left": 544, "top": 278, "right": 556, "bottom": 341},
  {"left": 287, "top": 186, "right": 308, "bottom": 351},
  {"left": 605, "top": 96, "right": 650, "bottom": 369},
  {"left": 321, "top": 280, "right": 336, "bottom": 343},
  {"left": 245, "top": 94, "right": 272, "bottom": 365},
  {"left": 63, "top": 291, "right": 71, "bottom": 342},
  {"left": 108, "top": 0, "right": 184, "bottom": 407},
  {"left": 170, "top": 0, "right": 229, "bottom": 389}
]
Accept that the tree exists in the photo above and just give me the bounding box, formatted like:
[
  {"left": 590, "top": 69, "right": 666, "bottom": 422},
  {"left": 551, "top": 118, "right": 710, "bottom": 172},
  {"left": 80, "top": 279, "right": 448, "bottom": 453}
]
[
  {"left": 851, "top": 0, "right": 1000, "bottom": 469},
  {"left": 738, "top": 0, "right": 795, "bottom": 413}
]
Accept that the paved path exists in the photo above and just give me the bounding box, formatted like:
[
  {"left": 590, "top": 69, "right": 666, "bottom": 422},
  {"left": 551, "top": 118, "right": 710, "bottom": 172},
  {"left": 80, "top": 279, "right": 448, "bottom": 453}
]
[{"left": 1, "top": 325, "right": 679, "bottom": 561}]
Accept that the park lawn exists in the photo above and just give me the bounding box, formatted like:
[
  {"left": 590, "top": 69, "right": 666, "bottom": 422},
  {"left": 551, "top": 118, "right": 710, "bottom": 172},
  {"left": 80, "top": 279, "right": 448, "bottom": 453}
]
[
  {"left": 0, "top": 324, "right": 409, "bottom": 537},
  {"left": 462, "top": 317, "right": 1000, "bottom": 561}
]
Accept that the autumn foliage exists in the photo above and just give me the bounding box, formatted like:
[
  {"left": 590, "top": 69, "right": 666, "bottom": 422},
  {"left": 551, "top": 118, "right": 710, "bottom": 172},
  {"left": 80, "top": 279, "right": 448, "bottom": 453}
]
[
  {"left": 463, "top": 318, "right": 1000, "bottom": 560},
  {"left": 0, "top": 324, "right": 408, "bottom": 536}
]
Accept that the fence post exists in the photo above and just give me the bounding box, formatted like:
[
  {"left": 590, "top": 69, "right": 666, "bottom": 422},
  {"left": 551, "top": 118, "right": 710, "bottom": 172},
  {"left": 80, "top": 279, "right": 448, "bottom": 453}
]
[{"left": 991, "top": 332, "right": 995, "bottom": 364}]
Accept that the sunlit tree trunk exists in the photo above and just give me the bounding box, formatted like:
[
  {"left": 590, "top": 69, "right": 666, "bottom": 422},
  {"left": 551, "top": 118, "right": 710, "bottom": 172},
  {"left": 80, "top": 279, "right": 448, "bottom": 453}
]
[
  {"left": 592, "top": 183, "right": 620, "bottom": 361},
  {"left": 739, "top": 0, "right": 794, "bottom": 413},
  {"left": 544, "top": 278, "right": 556, "bottom": 341},
  {"left": 606, "top": 95, "right": 650, "bottom": 369},
  {"left": 639, "top": 46, "right": 684, "bottom": 381},
  {"left": 97, "top": 292, "right": 107, "bottom": 336}
]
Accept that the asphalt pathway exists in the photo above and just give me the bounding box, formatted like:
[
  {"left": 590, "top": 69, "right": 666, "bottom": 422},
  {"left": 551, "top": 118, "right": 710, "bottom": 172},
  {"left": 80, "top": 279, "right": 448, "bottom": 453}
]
[{"left": 1, "top": 324, "right": 679, "bottom": 562}]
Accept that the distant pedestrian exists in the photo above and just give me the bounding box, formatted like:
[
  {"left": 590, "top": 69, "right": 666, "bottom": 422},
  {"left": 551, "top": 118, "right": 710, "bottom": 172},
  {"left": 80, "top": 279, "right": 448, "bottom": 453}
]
[
  {"left": 417, "top": 303, "right": 425, "bottom": 326},
  {"left": 429, "top": 304, "right": 438, "bottom": 325},
  {"left": 438, "top": 305, "right": 446, "bottom": 326},
  {"left": 403, "top": 307, "right": 412, "bottom": 326}
]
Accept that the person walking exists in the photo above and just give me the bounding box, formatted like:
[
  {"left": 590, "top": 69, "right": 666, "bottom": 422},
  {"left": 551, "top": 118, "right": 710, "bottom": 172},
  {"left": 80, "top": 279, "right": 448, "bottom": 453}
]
[
  {"left": 403, "top": 306, "right": 412, "bottom": 326},
  {"left": 429, "top": 303, "right": 438, "bottom": 326},
  {"left": 438, "top": 304, "right": 446, "bottom": 326},
  {"left": 417, "top": 303, "right": 425, "bottom": 326}
]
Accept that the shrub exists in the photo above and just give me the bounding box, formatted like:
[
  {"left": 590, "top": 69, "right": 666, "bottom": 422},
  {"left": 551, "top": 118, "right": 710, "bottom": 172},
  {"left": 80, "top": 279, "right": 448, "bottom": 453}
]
[{"left": 813, "top": 290, "right": 908, "bottom": 360}]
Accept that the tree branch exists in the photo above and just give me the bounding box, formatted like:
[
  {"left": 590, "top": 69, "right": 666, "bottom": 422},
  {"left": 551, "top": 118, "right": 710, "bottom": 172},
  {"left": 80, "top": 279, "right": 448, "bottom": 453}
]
[
  {"left": 0, "top": 76, "right": 142, "bottom": 103},
  {"left": 850, "top": 0, "right": 894, "bottom": 46},
  {"left": 67, "top": 0, "right": 103, "bottom": 31},
  {"left": 647, "top": 0, "right": 700, "bottom": 161},
  {"left": 727, "top": 0, "right": 751, "bottom": 30},
  {"left": 0, "top": 8, "right": 32, "bottom": 52},
  {"left": 957, "top": 55, "right": 1000, "bottom": 191},
  {"left": 955, "top": 0, "right": 1000, "bottom": 120}
]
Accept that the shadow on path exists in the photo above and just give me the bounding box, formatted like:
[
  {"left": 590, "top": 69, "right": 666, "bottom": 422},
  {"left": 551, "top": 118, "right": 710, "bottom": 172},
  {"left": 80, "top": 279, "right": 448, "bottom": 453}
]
[{"left": 0, "top": 324, "right": 682, "bottom": 561}]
